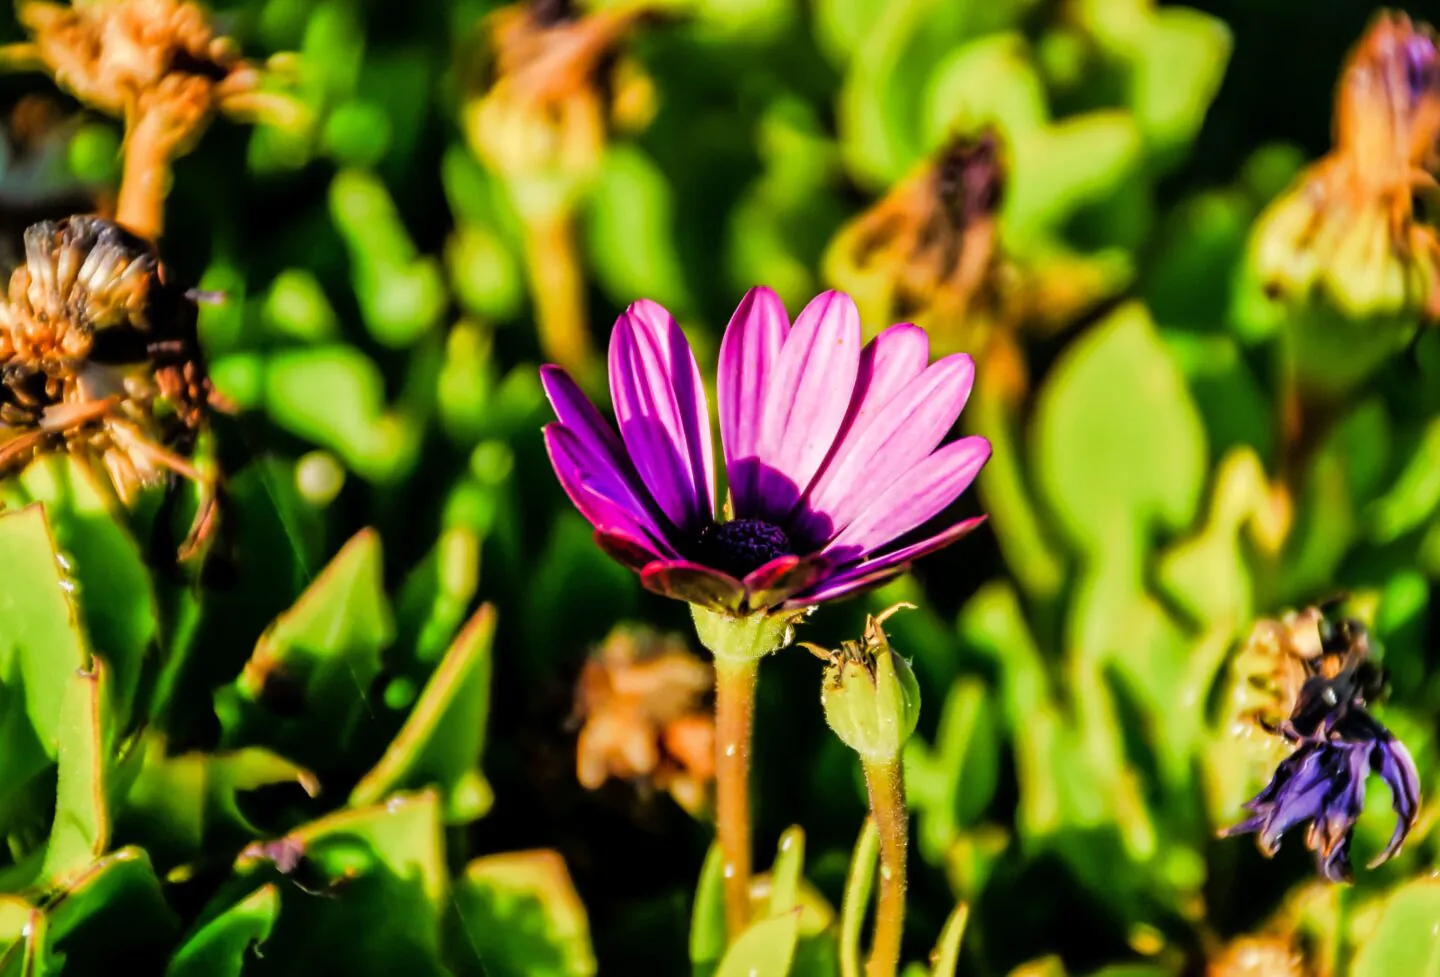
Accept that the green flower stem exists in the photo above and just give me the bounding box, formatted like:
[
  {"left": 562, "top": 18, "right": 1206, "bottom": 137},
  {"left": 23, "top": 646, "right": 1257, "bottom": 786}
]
[
  {"left": 839, "top": 817, "right": 881, "bottom": 977},
  {"left": 690, "top": 605, "right": 797, "bottom": 941},
  {"left": 713, "top": 654, "right": 758, "bottom": 940},
  {"left": 862, "top": 755, "right": 908, "bottom": 977}
]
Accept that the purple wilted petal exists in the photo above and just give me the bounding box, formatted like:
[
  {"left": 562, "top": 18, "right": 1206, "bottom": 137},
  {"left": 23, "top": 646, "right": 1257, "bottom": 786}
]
[
  {"left": 1370, "top": 731, "right": 1422, "bottom": 866},
  {"left": 609, "top": 301, "right": 715, "bottom": 532},
  {"left": 749, "top": 291, "right": 861, "bottom": 522},
  {"left": 640, "top": 560, "right": 745, "bottom": 612},
  {"left": 804, "top": 351, "right": 975, "bottom": 538},
  {"left": 787, "top": 516, "right": 988, "bottom": 607},
  {"left": 544, "top": 424, "right": 677, "bottom": 558},
  {"left": 718, "top": 286, "right": 788, "bottom": 515},
  {"left": 823, "top": 436, "right": 991, "bottom": 558}
]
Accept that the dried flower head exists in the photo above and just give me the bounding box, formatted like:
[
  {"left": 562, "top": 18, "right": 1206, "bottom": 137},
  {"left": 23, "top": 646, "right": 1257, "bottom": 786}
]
[
  {"left": 1252, "top": 12, "right": 1440, "bottom": 338},
  {"left": 465, "top": 0, "right": 651, "bottom": 185},
  {"left": 825, "top": 132, "right": 1007, "bottom": 354},
  {"left": 572, "top": 624, "right": 715, "bottom": 814},
  {"left": 0, "top": 215, "right": 221, "bottom": 558},
  {"left": 1220, "top": 607, "right": 1421, "bottom": 882},
  {"left": 1207, "top": 936, "right": 1307, "bottom": 977}
]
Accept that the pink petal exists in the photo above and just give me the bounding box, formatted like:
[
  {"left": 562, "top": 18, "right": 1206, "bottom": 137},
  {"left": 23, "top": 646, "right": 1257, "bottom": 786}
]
[
  {"left": 609, "top": 301, "right": 716, "bottom": 533},
  {"left": 718, "top": 287, "right": 789, "bottom": 515},
  {"left": 823, "top": 437, "right": 991, "bottom": 557},
  {"left": 791, "top": 515, "right": 988, "bottom": 606},
  {"left": 594, "top": 530, "right": 663, "bottom": 572},
  {"left": 805, "top": 348, "right": 973, "bottom": 541},
  {"left": 749, "top": 291, "right": 861, "bottom": 521},
  {"left": 740, "top": 554, "right": 827, "bottom": 611},
  {"left": 640, "top": 560, "right": 745, "bottom": 612},
  {"left": 544, "top": 424, "right": 679, "bottom": 557}
]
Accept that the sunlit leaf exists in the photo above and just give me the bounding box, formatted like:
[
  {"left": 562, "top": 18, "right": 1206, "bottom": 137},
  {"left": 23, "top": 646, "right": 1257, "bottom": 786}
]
[
  {"left": 164, "top": 885, "right": 281, "bottom": 977},
  {"left": 41, "top": 662, "right": 111, "bottom": 886},
  {"left": 1350, "top": 878, "right": 1440, "bottom": 977},
  {"left": 715, "top": 911, "right": 801, "bottom": 977}
]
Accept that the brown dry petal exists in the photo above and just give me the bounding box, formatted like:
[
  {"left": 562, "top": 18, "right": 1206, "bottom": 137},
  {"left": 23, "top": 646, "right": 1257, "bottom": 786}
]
[
  {"left": 572, "top": 625, "right": 715, "bottom": 812},
  {"left": 1229, "top": 607, "right": 1326, "bottom": 734},
  {"left": 1207, "top": 937, "right": 1308, "bottom": 977},
  {"left": 19, "top": 0, "right": 246, "bottom": 119}
]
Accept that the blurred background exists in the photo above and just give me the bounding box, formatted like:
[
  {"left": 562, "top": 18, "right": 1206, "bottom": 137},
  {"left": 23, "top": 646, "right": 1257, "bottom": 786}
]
[{"left": 1, "top": 0, "right": 1439, "bottom": 974}]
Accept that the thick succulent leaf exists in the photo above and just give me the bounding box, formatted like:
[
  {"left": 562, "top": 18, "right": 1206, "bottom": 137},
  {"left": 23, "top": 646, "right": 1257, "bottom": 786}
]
[
  {"left": 215, "top": 528, "right": 394, "bottom": 770},
  {"left": 41, "top": 662, "right": 111, "bottom": 887},
  {"left": 164, "top": 885, "right": 281, "bottom": 977},
  {"left": 929, "top": 902, "right": 970, "bottom": 977},
  {"left": 0, "top": 456, "right": 155, "bottom": 728},
  {"left": 715, "top": 911, "right": 801, "bottom": 977},
  {"left": 231, "top": 790, "right": 448, "bottom": 975},
  {"left": 116, "top": 732, "right": 319, "bottom": 873},
  {"left": 1350, "top": 878, "right": 1440, "bottom": 977},
  {"left": 351, "top": 603, "right": 496, "bottom": 823},
  {"left": 445, "top": 850, "right": 597, "bottom": 977},
  {"left": 44, "top": 848, "right": 177, "bottom": 973},
  {"left": 394, "top": 526, "right": 482, "bottom": 671}
]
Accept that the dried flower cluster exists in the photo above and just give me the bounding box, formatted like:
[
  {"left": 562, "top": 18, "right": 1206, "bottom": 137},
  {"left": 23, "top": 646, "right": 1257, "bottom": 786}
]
[
  {"left": 572, "top": 624, "right": 716, "bottom": 814},
  {"left": 0, "top": 215, "right": 219, "bottom": 557}
]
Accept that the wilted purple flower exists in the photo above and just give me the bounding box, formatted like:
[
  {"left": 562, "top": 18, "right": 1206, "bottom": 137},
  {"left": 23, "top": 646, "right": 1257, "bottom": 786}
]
[
  {"left": 541, "top": 288, "right": 990, "bottom": 614},
  {"left": 1221, "top": 613, "right": 1421, "bottom": 882}
]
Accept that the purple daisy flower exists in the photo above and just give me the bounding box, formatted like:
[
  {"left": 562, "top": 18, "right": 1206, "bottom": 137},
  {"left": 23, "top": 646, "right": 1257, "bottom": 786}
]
[{"left": 540, "top": 287, "right": 991, "bottom": 615}]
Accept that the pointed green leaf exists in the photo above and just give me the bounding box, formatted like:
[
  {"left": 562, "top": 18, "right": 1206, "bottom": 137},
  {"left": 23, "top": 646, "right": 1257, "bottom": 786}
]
[
  {"left": 446, "top": 849, "right": 596, "bottom": 977},
  {"left": 929, "top": 902, "right": 969, "bottom": 977},
  {"left": 0, "top": 505, "right": 90, "bottom": 757},
  {"left": 42, "top": 662, "right": 111, "bottom": 886},
  {"left": 766, "top": 827, "right": 806, "bottom": 918},
  {"left": 690, "top": 843, "right": 728, "bottom": 973},
  {"left": 716, "top": 911, "right": 801, "bottom": 977},
  {"left": 45, "top": 848, "right": 177, "bottom": 972},
  {"left": 117, "top": 732, "right": 319, "bottom": 872},
  {"left": 0, "top": 906, "right": 50, "bottom": 977},
  {"left": 394, "top": 526, "right": 482, "bottom": 670},
  {"left": 351, "top": 604, "right": 496, "bottom": 822},
  {"left": 1, "top": 456, "right": 155, "bottom": 728},
  {"left": 839, "top": 819, "right": 880, "bottom": 977},
  {"left": 164, "top": 885, "right": 280, "bottom": 977},
  {"left": 216, "top": 528, "right": 393, "bottom": 768},
  {"left": 0, "top": 898, "right": 32, "bottom": 961},
  {"left": 1351, "top": 878, "right": 1440, "bottom": 977}
]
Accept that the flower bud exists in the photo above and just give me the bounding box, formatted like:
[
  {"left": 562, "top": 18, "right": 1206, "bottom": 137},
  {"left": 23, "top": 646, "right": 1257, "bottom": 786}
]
[{"left": 814, "top": 608, "right": 921, "bottom": 761}]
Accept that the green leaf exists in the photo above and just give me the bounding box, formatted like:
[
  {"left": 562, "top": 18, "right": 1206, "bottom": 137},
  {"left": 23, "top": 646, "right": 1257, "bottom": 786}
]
[
  {"left": 1, "top": 455, "right": 156, "bottom": 729},
  {"left": 716, "top": 911, "right": 801, "bottom": 977},
  {"left": 585, "top": 146, "right": 691, "bottom": 314},
  {"left": 164, "top": 885, "right": 280, "bottom": 977},
  {"left": 1032, "top": 301, "right": 1207, "bottom": 556},
  {"left": 233, "top": 790, "right": 449, "bottom": 975},
  {"left": 1367, "top": 416, "right": 1440, "bottom": 543},
  {"left": 1350, "top": 878, "right": 1440, "bottom": 977},
  {"left": 766, "top": 827, "right": 806, "bottom": 918},
  {"left": 691, "top": 843, "right": 728, "bottom": 973},
  {"left": 216, "top": 528, "right": 394, "bottom": 770},
  {"left": 445, "top": 849, "right": 597, "bottom": 977},
  {"left": 45, "top": 848, "right": 177, "bottom": 972},
  {"left": 41, "top": 662, "right": 111, "bottom": 886},
  {"left": 929, "top": 902, "right": 970, "bottom": 977},
  {"left": 116, "top": 732, "right": 319, "bottom": 873},
  {"left": 0, "top": 903, "right": 49, "bottom": 977},
  {"left": 351, "top": 604, "right": 496, "bottom": 823},
  {"left": 394, "top": 526, "right": 483, "bottom": 671},
  {"left": 838, "top": 819, "right": 879, "bottom": 977},
  {"left": 0, "top": 504, "right": 90, "bottom": 756},
  {"left": 1130, "top": 10, "right": 1231, "bottom": 172},
  {"left": 921, "top": 33, "right": 1048, "bottom": 146},
  {"left": 907, "top": 678, "right": 997, "bottom": 863}
]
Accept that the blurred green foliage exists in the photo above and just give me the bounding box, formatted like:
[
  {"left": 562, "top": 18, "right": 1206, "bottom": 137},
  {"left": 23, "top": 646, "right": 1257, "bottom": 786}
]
[{"left": 0, "top": 0, "right": 1438, "bottom": 974}]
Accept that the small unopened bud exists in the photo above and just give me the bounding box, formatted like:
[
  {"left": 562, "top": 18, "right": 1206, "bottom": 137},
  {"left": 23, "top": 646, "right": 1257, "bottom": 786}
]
[{"left": 813, "top": 605, "right": 921, "bottom": 761}]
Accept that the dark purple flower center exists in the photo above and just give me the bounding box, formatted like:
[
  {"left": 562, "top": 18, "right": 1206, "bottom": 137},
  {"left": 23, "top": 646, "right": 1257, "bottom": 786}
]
[{"left": 694, "top": 519, "right": 792, "bottom": 579}]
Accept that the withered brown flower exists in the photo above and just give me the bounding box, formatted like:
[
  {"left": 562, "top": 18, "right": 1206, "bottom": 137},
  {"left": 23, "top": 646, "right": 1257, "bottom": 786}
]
[
  {"left": 1207, "top": 936, "right": 1308, "bottom": 977},
  {"left": 464, "top": 0, "right": 651, "bottom": 184},
  {"left": 824, "top": 131, "right": 1007, "bottom": 355},
  {"left": 0, "top": 215, "right": 222, "bottom": 559},
  {"left": 571, "top": 624, "right": 715, "bottom": 814}
]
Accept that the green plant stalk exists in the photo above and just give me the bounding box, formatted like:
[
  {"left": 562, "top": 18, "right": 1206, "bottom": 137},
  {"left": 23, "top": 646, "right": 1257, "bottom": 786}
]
[
  {"left": 520, "top": 204, "right": 593, "bottom": 380},
  {"left": 839, "top": 817, "right": 881, "bottom": 977},
  {"left": 862, "top": 756, "right": 908, "bottom": 977},
  {"left": 714, "top": 655, "right": 758, "bottom": 941}
]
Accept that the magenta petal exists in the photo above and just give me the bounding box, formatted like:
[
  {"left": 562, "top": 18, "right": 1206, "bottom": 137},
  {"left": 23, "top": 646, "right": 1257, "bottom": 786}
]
[
  {"left": 807, "top": 350, "right": 974, "bottom": 539},
  {"left": 640, "top": 560, "right": 745, "bottom": 612},
  {"left": 740, "top": 554, "right": 827, "bottom": 611},
  {"left": 823, "top": 436, "right": 991, "bottom": 557},
  {"left": 594, "top": 530, "right": 663, "bottom": 572},
  {"left": 788, "top": 516, "right": 986, "bottom": 606},
  {"left": 785, "top": 566, "right": 906, "bottom": 607},
  {"left": 544, "top": 424, "right": 679, "bottom": 557},
  {"left": 750, "top": 291, "right": 862, "bottom": 520},
  {"left": 609, "top": 300, "right": 716, "bottom": 532},
  {"left": 718, "top": 287, "right": 789, "bottom": 515}
]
